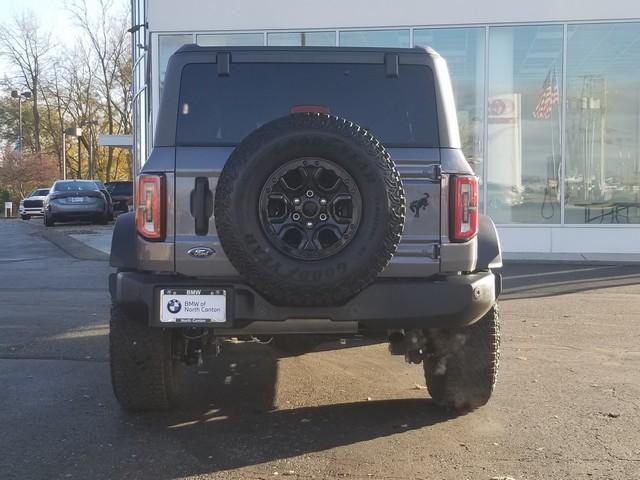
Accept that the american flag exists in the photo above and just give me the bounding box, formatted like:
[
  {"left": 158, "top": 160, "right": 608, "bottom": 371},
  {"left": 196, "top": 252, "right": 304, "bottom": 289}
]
[{"left": 533, "top": 70, "right": 560, "bottom": 119}]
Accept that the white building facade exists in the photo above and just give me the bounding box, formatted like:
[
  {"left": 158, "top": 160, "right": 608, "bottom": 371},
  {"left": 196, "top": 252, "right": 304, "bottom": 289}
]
[{"left": 131, "top": 0, "right": 640, "bottom": 255}]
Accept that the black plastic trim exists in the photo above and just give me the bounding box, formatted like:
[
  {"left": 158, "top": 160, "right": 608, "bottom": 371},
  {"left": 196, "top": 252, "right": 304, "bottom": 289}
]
[
  {"left": 477, "top": 215, "right": 503, "bottom": 269},
  {"left": 110, "top": 271, "right": 498, "bottom": 331},
  {"left": 109, "top": 212, "right": 137, "bottom": 269}
]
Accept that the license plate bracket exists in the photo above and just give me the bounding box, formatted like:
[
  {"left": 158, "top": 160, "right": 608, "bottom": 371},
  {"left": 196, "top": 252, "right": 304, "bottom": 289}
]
[{"left": 159, "top": 288, "right": 228, "bottom": 324}]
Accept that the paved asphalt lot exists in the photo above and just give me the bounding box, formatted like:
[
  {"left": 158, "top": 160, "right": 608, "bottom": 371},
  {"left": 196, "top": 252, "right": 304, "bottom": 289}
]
[{"left": 1, "top": 218, "right": 639, "bottom": 480}]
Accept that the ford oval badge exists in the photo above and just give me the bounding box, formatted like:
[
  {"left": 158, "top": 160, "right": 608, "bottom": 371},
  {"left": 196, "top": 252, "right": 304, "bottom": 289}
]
[{"left": 187, "top": 247, "right": 215, "bottom": 258}]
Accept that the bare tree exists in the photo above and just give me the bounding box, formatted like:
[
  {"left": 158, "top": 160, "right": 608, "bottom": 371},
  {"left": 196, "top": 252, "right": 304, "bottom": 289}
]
[
  {"left": 0, "top": 11, "right": 53, "bottom": 153},
  {"left": 39, "top": 60, "right": 72, "bottom": 173},
  {"left": 68, "top": 0, "right": 130, "bottom": 181},
  {"left": 62, "top": 44, "right": 99, "bottom": 178}
]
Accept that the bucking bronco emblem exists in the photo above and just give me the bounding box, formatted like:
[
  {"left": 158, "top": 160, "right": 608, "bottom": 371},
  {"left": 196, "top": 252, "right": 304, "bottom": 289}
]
[{"left": 409, "top": 193, "right": 430, "bottom": 218}]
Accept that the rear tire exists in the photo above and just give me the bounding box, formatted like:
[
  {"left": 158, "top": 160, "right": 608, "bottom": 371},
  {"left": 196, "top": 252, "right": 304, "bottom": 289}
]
[
  {"left": 215, "top": 113, "right": 405, "bottom": 306},
  {"left": 44, "top": 212, "right": 55, "bottom": 227},
  {"left": 423, "top": 304, "right": 500, "bottom": 411},
  {"left": 110, "top": 304, "right": 178, "bottom": 412}
]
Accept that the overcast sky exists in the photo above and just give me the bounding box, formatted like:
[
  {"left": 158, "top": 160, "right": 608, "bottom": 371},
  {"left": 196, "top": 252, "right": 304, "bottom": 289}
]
[
  {"left": 0, "top": 0, "right": 127, "bottom": 83},
  {"left": 1, "top": 0, "right": 83, "bottom": 47}
]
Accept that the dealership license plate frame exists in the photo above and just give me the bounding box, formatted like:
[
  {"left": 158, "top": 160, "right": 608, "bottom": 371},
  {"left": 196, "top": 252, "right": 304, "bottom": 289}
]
[{"left": 159, "top": 288, "right": 230, "bottom": 325}]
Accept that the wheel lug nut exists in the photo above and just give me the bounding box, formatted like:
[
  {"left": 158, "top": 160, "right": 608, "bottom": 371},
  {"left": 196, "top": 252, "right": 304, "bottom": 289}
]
[
  {"left": 319, "top": 213, "right": 328, "bottom": 221},
  {"left": 305, "top": 221, "right": 313, "bottom": 229},
  {"left": 292, "top": 213, "right": 301, "bottom": 221},
  {"left": 319, "top": 198, "right": 327, "bottom": 206},
  {"left": 305, "top": 190, "right": 314, "bottom": 198},
  {"left": 293, "top": 198, "right": 301, "bottom": 206}
]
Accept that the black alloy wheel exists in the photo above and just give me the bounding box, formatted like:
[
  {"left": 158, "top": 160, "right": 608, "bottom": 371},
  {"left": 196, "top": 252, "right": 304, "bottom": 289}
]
[{"left": 259, "top": 158, "right": 362, "bottom": 261}]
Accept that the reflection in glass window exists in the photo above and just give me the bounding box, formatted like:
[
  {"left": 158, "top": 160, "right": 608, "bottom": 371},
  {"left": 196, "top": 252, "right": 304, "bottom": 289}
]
[
  {"left": 159, "top": 34, "right": 193, "bottom": 97},
  {"left": 487, "top": 25, "right": 564, "bottom": 224},
  {"left": 414, "top": 28, "right": 485, "bottom": 199},
  {"left": 565, "top": 23, "right": 640, "bottom": 224},
  {"left": 339, "top": 29, "right": 410, "bottom": 48},
  {"left": 196, "top": 33, "right": 264, "bottom": 47},
  {"left": 267, "top": 31, "right": 335, "bottom": 46}
]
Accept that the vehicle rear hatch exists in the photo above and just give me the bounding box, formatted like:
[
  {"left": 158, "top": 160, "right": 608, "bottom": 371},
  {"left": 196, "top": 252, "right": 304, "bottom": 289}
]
[{"left": 170, "top": 49, "right": 441, "bottom": 277}]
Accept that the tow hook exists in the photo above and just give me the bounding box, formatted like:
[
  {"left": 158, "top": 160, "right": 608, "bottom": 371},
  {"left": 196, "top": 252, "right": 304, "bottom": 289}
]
[{"left": 388, "top": 330, "right": 428, "bottom": 364}]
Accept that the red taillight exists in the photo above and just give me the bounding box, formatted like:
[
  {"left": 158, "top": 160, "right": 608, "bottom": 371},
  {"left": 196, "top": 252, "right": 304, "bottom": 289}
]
[
  {"left": 136, "top": 174, "right": 164, "bottom": 240},
  {"left": 450, "top": 175, "right": 478, "bottom": 242}
]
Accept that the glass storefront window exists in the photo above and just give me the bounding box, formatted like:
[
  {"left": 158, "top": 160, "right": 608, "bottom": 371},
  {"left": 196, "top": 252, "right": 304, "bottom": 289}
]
[
  {"left": 487, "top": 25, "right": 564, "bottom": 224},
  {"left": 267, "top": 31, "right": 335, "bottom": 46},
  {"left": 339, "top": 29, "right": 410, "bottom": 48},
  {"left": 196, "top": 33, "right": 264, "bottom": 47},
  {"left": 565, "top": 23, "right": 640, "bottom": 224},
  {"left": 158, "top": 34, "right": 193, "bottom": 97},
  {"left": 414, "top": 28, "right": 486, "bottom": 201}
]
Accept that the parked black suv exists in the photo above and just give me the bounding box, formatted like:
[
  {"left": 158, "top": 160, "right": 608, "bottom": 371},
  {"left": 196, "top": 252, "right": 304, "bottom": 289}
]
[
  {"left": 109, "top": 46, "right": 503, "bottom": 413},
  {"left": 105, "top": 181, "right": 133, "bottom": 214}
]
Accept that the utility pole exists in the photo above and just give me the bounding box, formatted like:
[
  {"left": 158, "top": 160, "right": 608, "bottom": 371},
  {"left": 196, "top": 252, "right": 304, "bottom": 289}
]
[{"left": 62, "top": 131, "right": 66, "bottom": 180}]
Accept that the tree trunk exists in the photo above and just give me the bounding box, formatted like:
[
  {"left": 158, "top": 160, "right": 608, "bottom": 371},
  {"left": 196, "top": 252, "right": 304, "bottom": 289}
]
[{"left": 32, "top": 82, "right": 42, "bottom": 153}]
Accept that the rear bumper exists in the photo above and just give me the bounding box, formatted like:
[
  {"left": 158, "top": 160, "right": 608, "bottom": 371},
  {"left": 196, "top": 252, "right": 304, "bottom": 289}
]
[
  {"left": 110, "top": 271, "right": 500, "bottom": 332},
  {"left": 49, "top": 201, "right": 106, "bottom": 218}
]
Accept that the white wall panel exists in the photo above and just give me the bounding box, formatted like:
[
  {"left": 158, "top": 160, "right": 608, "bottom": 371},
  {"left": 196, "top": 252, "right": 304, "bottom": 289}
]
[
  {"left": 497, "top": 227, "right": 552, "bottom": 253},
  {"left": 552, "top": 228, "right": 640, "bottom": 254},
  {"left": 498, "top": 226, "right": 640, "bottom": 254},
  {"left": 148, "top": 0, "right": 640, "bottom": 33}
]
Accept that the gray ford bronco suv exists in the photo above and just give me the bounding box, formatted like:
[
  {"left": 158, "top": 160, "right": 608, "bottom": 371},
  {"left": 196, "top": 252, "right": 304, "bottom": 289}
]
[{"left": 109, "top": 45, "right": 503, "bottom": 412}]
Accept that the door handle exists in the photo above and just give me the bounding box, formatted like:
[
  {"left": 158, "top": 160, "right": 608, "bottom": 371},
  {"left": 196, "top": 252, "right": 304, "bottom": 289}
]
[{"left": 190, "top": 177, "right": 213, "bottom": 236}]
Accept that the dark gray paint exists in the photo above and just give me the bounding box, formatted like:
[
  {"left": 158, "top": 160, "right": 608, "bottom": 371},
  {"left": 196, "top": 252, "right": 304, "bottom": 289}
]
[{"left": 120, "top": 45, "right": 502, "bottom": 291}]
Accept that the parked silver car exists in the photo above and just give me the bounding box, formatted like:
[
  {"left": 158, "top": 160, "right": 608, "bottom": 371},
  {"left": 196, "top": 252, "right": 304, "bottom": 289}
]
[{"left": 43, "top": 180, "right": 109, "bottom": 226}]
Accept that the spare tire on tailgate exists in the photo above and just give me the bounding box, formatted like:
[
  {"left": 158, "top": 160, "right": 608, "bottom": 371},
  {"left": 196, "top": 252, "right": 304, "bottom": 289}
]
[{"left": 214, "top": 113, "right": 405, "bottom": 306}]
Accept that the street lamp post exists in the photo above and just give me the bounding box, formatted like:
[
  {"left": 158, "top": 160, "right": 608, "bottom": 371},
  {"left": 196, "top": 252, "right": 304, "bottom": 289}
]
[
  {"left": 62, "top": 131, "right": 66, "bottom": 180},
  {"left": 10, "top": 90, "right": 32, "bottom": 154},
  {"left": 64, "top": 127, "right": 83, "bottom": 179}
]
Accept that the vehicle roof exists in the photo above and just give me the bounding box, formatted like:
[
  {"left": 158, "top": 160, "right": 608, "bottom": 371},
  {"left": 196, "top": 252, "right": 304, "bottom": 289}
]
[
  {"left": 54, "top": 179, "right": 96, "bottom": 183},
  {"left": 174, "top": 44, "right": 441, "bottom": 58}
]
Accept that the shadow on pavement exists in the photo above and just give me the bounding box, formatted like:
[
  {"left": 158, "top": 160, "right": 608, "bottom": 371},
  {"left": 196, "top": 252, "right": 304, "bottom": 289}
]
[
  {"left": 500, "top": 263, "right": 640, "bottom": 299},
  {"left": 119, "top": 343, "right": 454, "bottom": 477}
]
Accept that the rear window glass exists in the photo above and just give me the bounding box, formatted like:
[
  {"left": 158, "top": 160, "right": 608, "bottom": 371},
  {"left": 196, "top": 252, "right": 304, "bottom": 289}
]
[
  {"left": 53, "top": 181, "right": 98, "bottom": 192},
  {"left": 107, "top": 183, "right": 133, "bottom": 195},
  {"left": 176, "top": 62, "right": 439, "bottom": 148}
]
